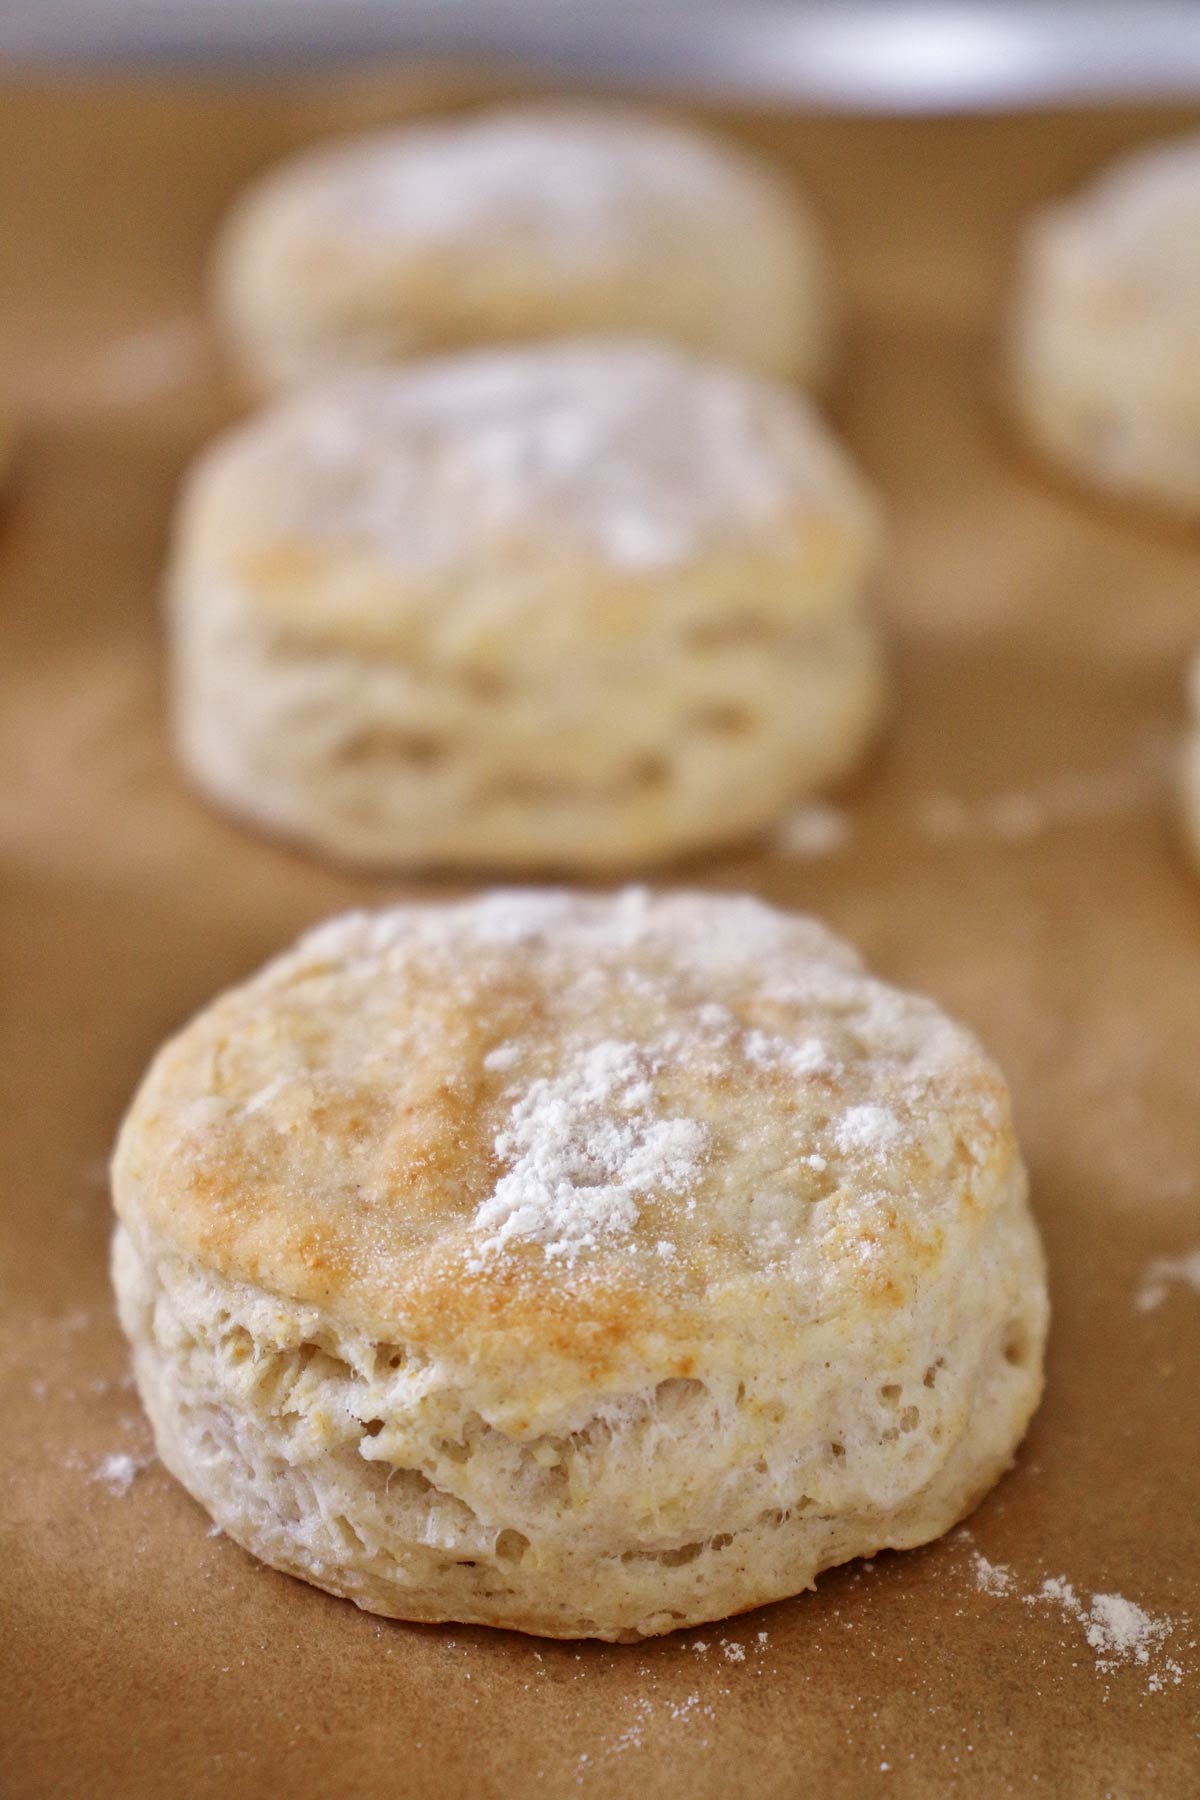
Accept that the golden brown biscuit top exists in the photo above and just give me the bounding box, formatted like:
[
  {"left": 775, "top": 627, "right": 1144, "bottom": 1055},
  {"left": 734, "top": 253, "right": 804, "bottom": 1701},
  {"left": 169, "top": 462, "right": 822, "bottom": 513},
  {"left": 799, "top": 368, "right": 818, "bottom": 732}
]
[
  {"left": 173, "top": 342, "right": 877, "bottom": 655},
  {"left": 113, "top": 891, "right": 1016, "bottom": 1393}
]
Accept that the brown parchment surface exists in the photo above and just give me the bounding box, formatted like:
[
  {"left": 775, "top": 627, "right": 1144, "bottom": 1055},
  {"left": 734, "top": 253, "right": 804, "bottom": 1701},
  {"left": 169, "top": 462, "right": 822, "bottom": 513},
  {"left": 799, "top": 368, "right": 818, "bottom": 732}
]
[{"left": 0, "top": 76, "right": 1198, "bottom": 1800}]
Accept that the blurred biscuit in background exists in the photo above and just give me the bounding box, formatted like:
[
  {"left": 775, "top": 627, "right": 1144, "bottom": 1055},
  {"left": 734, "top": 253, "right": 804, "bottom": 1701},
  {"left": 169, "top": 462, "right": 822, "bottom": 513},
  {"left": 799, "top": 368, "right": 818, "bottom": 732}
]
[
  {"left": 213, "top": 102, "right": 833, "bottom": 393},
  {"left": 167, "top": 339, "right": 884, "bottom": 872},
  {"left": 1012, "top": 133, "right": 1200, "bottom": 518}
]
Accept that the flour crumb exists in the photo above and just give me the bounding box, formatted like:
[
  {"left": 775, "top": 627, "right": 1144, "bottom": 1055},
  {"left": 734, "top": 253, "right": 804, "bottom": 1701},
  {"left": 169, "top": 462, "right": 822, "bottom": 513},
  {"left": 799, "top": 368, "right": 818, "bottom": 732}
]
[
  {"left": 668, "top": 1692, "right": 710, "bottom": 1723},
  {"left": 1135, "top": 1247, "right": 1200, "bottom": 1313},
  {"left": 966, "top": 1544, "right": 1188, "bottom": 1695},
  {"left": 721, "top": 1640, "right": 746, "bottom": 1663},
  {"left": 971, "top": 1552, "right": 1015, "bottom": 1597},
  {"left": 915, "top": 749, "right": 1166, "bottom": 847},
  {"left": 1025, "top": 1578, "right": 1184, "bottom": 1689},
  {"left": 605, "top": 1695, "right": 654, "bottom": 1757},
  {"left": 691, "top": 1639, "right": 709, "bottom": 1653},
  {"left": 93, "top": 1452, "right": 142, "bottom": 1497},
  {"left": 1027, "top": 1575, "right": 1081, "bottom": 1614},
  {"left": 1086, "top": 1594, "right": 1180, "bottom": 1685},
  {"left": 775, "top": 802, "right": 851, "bottom": 859}
]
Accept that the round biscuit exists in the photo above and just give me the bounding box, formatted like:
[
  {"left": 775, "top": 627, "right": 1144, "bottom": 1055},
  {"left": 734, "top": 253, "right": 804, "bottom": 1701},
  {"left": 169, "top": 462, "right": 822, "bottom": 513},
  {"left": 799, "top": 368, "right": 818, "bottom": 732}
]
[
  {"left": 112, "top": 888, "right": 1048, "bottom": 1641},
  {"left": 168, "top": 340, "right": 885, "bottom": 871},
  {"left": 1012, "top": 133, "right": 1200, "bottom": 516}
]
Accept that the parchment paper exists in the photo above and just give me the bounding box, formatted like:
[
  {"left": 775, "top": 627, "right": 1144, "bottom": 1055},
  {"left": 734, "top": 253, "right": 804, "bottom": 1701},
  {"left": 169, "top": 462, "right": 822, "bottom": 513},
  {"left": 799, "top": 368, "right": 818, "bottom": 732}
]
[{"left": 1, "top": 77, "right": 1197, "bottom": 1799}]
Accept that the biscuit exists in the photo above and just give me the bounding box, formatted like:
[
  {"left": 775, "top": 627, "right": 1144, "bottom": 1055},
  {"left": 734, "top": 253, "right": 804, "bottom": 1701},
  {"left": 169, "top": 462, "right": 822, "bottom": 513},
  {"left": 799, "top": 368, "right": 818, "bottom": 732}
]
[
  {"left": 213, "top": 102, "right": 832, "bottom": 392},
  {"left": 168, "top": 340, "right": 884, "bottom": 871},
  {"left": 111, "top": 888, "right": 1048, "bottom": 1641},
  {"left": 1012, "top": 134, "right": 1200, "bottom": 515}
]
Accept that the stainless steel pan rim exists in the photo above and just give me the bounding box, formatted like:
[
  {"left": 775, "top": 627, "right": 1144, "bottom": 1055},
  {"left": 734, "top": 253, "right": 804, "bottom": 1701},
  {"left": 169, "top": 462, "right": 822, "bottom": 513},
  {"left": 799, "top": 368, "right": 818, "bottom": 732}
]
[{"left": 2, "top": 2, "right": 1200, "bottom": 113}]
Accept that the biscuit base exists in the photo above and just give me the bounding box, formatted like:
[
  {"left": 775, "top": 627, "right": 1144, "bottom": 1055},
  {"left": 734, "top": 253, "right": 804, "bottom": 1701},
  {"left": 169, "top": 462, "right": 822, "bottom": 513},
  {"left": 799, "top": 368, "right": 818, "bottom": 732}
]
[
  {"left": 114, "top": 1217, "right": 1045, "bottom": 1641},
  {"left": 171, "top": 583, "right": 885, "bottom": 873}
]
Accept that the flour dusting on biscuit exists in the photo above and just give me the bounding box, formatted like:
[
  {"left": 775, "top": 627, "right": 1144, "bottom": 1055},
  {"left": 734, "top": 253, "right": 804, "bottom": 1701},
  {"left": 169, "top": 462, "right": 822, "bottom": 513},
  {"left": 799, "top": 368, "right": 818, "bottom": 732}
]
[{"left": 472, "top": 1040, "right": 709, "bottom": 1263}]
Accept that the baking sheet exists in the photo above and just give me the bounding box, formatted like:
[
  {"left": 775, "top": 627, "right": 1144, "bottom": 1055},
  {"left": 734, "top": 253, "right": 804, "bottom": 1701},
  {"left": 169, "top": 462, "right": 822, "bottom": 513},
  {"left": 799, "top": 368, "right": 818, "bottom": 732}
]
[{"left": 1, "top": 78, "right": 1198, "bottom": 1799}]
